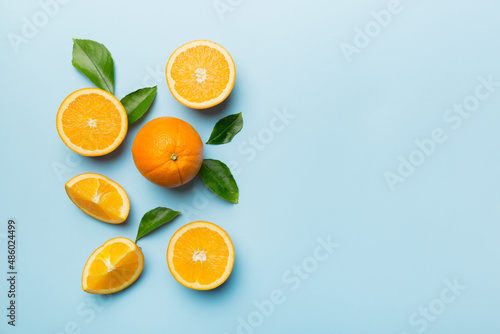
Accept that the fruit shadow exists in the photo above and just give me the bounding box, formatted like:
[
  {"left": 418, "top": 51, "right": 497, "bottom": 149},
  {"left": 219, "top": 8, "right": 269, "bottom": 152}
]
[
  {"left": 117, "top": 203, "right": 133, "bottom": 227},
  {"left": 71, "top": 205, "right": 131, "bottom": 228},
  {"left": 204, "top": 258, "right": 239, "bottom": 294},
  {"left": 166, "top": 175, "right": 200, "bottom": 195},
  {"left": 166, "top": 177, "right": 237, "bottom": 209},
  {"left": 184, "top": 256, "right": 240, "bottom": 300},
  {"left": 183, "top": 81, "right": 238, "bottom": 119},
  {"left": 89, "top": 135, "right": 129, "bottom": 163}
]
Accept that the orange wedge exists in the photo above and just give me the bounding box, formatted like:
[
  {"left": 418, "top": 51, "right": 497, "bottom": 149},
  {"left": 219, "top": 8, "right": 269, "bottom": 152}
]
[
  {"left": 167, "top": 221, "right": 235, "bottom": 290},
  {"left": 65, "top": 173, "right": 130, "bottom": 224},
  {"left": 82, "top": 237, "right": 144, "bottom": 294},
  {"left": 56, "top": 88, "right": 128, "bottom": 156},
  {"left": 166, "top": 40, "right": 236, "bottom": 109}
]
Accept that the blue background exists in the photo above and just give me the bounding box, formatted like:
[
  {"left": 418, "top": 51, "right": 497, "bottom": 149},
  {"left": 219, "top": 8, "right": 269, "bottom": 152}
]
[{"left": 1, "top": 0, "right": 500, "bottom": 333}]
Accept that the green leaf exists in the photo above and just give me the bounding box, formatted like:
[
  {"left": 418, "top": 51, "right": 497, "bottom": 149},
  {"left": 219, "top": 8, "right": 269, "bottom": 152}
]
[
  {"left": 72, "top": 38, "right": 115, "bottom": 94},
  {"left": 199, "top": 159, "right": 239, "bottom": 203},
  {"left": 135, "top": 207, "right": 181, "bottom": 242},
  {"left": 206, "top": 112, "right": 243, "bottom": 145},
  {"left": 121, "top": 86, "right": 157, "bottom": 124}
]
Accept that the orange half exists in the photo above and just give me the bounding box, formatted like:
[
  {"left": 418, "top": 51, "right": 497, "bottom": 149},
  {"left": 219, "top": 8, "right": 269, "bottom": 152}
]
[
  {"left": 82, "top": 237, "right": 144, "bottom": 294},
  {"left": 65, "top": 173, "right": 130, "bottom": 224},
  {"left": 167, "top": 221, "right": 235, "bottom": 290},
  {"left": 166, "top": 40, "right": 236, "bottom": 109},
  {"left": 57, "top": 88, "right": 128, "bottom": 156}
]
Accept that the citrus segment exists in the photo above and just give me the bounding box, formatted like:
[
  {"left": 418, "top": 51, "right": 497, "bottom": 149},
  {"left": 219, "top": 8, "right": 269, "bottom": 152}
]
[
  {"left": 65, "top": 173, "right": 130, "bottom": 224},
  {"left": 166, "top": 40, "right": 235, "bottom": 109},
  {"left": 57, "top": 88, "right": 127, "bottom": 156},
  {"left": 82, "top": 237, "right": 144, "bottom": 294},
  {"left": 167, "top": 221, "right": 234, "bottom": 290}
]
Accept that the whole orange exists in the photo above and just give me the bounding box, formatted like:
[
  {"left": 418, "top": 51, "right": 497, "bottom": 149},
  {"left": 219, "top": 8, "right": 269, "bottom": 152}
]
[{"left": 131, "top": 117, "right": 203, "bottom": 188}]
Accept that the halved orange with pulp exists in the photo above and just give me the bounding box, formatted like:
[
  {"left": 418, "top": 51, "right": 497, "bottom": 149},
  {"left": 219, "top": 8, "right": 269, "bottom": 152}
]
[
  {"left": 167, "top": 221, "right": 235, "bottom": 290},
  {"left": 82, "top": 237, "right": 144, "bottom": 294},
  {"left": 56, "top": 88, "right": 128, "bottom": 156},
  {"left": 65, "top": 173, "right": 130, "bottom": 224},
  {"left": 166, "top": 40, "right": 236, "bottom": 109}
]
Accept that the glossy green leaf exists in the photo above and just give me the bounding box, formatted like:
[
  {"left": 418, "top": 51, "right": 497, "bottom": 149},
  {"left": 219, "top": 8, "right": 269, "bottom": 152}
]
[
  {"left": 199, "top": 159, "right": 239, "bottom": 203},
  {"left": 72, "top": 38, "right": 115, "bottom": 94},
  {"left": 206, "top": 112, "right": 243, "bottom": 145},
  {"left": 121, "top": 86, "right": 157, "bottom": 124},
  {"left": 135, "top": 207, "right": 181, "bottom": 242}
]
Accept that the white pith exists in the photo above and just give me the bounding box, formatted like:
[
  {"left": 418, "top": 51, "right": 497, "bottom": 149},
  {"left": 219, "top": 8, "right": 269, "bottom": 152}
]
[
  {"left": 195, "top": 68, "right": 207, "bottom": 83},
  {"left": 192, "top": 250, "right": 207, "bottom": 262},
  {"left": 87, "top": 118, "right": 97, "bottom": 128}
]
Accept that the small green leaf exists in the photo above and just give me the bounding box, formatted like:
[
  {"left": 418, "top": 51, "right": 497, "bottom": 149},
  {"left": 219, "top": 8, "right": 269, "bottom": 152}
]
[
  {"left": 135, "top": 207, "right": 181, "bottom": 242},
  {"left": 121, "top": 86, "right": 157, "bottom": 124},
  {"left": 72, "top": 38, "right": 115, "bottom": 94},
  {"left": 206, "top": 112, "right": 243, "bottom": 145},
  {"left": 199, "top": 159, "right": 239, "bottom": 203}
]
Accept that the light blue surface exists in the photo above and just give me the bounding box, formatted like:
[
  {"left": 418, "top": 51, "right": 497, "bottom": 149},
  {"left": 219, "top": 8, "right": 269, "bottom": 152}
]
[{"left": 1, "top": 0, "right": 500, "bottom": 333}]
